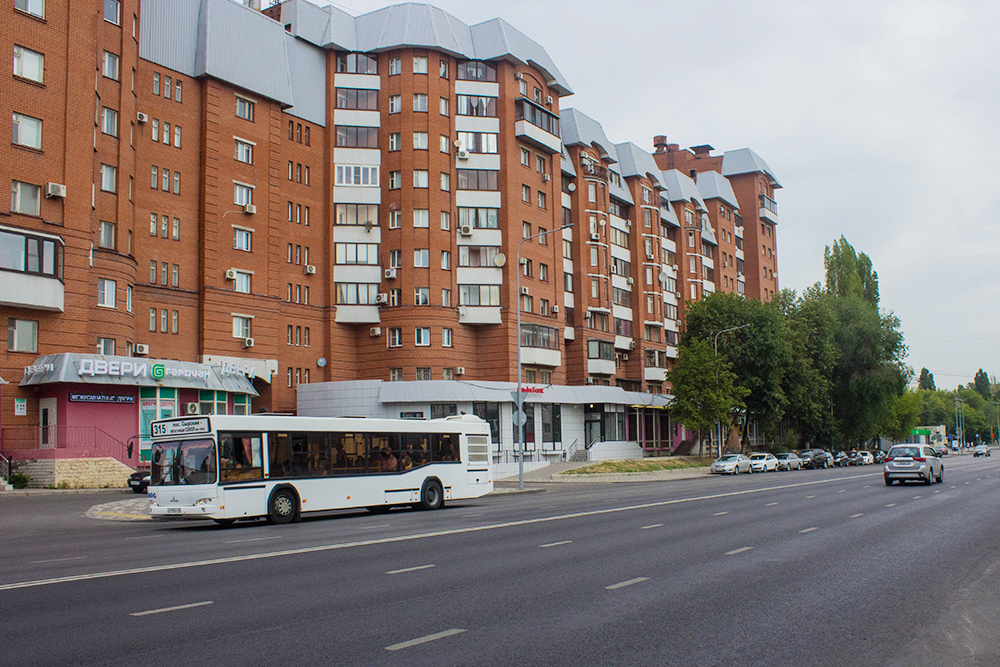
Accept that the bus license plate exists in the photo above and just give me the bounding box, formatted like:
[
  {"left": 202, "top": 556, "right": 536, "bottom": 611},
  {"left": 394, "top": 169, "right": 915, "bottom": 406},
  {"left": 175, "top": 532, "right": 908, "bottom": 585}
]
[{"left": 167, "top": 507, "right": 181, "bottom": 514}]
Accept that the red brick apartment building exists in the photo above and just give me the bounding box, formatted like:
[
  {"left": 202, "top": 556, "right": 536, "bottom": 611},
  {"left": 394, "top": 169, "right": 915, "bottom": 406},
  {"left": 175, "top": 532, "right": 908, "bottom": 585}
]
[{"left": 0, "top": 0, "right": 781, "bottom": 480}]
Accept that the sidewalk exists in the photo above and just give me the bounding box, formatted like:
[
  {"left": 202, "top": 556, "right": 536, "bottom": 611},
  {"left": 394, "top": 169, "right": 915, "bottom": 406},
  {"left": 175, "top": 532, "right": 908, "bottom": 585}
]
[
  {"left": 0, "top": 487, "right": 132, "bottom": 497},
  {"left": 493, "top": 460, "right": 712, "bottom": 487}
]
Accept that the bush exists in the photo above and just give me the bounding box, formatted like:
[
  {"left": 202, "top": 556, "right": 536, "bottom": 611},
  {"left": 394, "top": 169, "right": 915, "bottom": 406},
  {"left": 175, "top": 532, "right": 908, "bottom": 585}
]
[{"left": 10, "top": 473, "right": 30, "bottom": 489}]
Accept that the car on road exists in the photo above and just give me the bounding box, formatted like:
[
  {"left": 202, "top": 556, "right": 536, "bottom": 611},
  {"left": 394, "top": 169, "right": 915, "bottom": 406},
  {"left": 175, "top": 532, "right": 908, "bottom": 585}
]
[
  {"left": 833, "top": 451, "right": 851, "bottom": 467},
  {"left": 857, "top": 451, "right": 874, "bottom": 465},
  {"left": 884, "top": 444, "right": 943, "bottom": 485},
  {"left": 872, "top": 450, "right": 886, "bottom": 464},
  {"left": 973, "top": 444, "right": 991, "bottom": 457},
  {"left": 774, "top": 452, "right": 802, "bottom": 470},
  {"left": 934, "top": 444, "right": 949, "bottom": 457},
  {"left": 128, "top": 469, "right": 150, "bottom": 494},
  {"left": 801, "top": 449, "right": 832, "bottom": 469},
  {"left": 710, "top": 454, "right": 752, "bottom": 475},
  {"left": 749, "top": 453, "right": 778, "bottom": 473}
]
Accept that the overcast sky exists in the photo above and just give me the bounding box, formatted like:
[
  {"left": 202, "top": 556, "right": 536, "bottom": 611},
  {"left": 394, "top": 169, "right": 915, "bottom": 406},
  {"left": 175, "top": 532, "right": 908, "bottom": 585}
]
[{"left": 314, "top": 0, "right": 1000, "bottom": 389}]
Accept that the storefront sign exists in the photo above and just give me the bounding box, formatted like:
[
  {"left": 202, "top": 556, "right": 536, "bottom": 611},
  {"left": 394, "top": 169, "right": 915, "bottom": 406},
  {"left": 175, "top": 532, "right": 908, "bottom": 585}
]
[
  {"left": 68, "top": 393, "right": 135, "bottom": 404},
  {"left": 218, "top": 360, "right": 256, "bottom": 380},
  {"left": 77, "top": 360, "right": 209, "bottom": 380},
  {"left": 518, "top": 386, "right": 545, "bottom": 394},
  {"left": 14, "top": 398, "right": 27, "bottom": 416},
  {"left": 23, "top": 363, "right": 55, "bottom": 376}
]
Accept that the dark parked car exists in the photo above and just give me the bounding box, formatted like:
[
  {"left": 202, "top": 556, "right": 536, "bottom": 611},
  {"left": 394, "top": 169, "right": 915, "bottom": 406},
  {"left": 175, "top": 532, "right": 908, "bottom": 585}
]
[
  {"left": 833, "top": 451, "right": 851, "bottom": 467},
  {"left": 873, "top": 450, "right": 886, "bottom": 464},
  {"left": 128, "top": 469, "right": 150, "bottom": 494},
  {"left": 800, "top": 449, "right": 831, "bottom": 469}
]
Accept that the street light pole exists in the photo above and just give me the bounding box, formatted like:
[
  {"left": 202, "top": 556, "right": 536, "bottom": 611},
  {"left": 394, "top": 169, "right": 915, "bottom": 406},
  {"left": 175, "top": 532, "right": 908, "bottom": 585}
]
[
  {"left": 516, "top": 222, "right": 573, "bottom": 490},
  {"left": 709, "top": 323, "right": 751, "bottom": 457}
]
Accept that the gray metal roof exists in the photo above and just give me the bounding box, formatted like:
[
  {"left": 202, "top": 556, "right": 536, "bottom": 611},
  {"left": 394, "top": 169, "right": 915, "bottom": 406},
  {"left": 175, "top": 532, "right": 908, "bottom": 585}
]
[
  {"left": 701, "top": 215, "right": 718, "bottom": 245},
  {"left": 560, "top": 147, "right": 577, "bottom": 177},
  {"left": 660, "top": 169, "right": 705, "bottom": 209},
  {"left": 375, "top": 380, "right": 671, "bottom": 407},
  {"left": 695, "top": 170, "right": 740, "bottom": 209},
  {"left": 609, "top": 176, "right": 634, "bottom": 206},
  {"left": 19, "top": 354, "right": 259, "bottom": 395},
  {"left": 284, "top": 32, "right": 327, "bottom": 126},
  {"left": 614, "top": 142, "right": 665, "bottom": 188},
  {"left": 560, "top": 108, "right": 618, "bottom": 163},
  {"left": 141, "top": 0, "right": 294, "bottom": 107},
  {"left": 722, "top": 148, "right": 782, "bottom": 188}
]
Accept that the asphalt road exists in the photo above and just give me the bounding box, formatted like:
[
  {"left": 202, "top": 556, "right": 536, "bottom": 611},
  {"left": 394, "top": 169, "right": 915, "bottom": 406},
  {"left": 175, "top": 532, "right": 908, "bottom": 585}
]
[{"left": 2, "top": 455, "right": 999, "bottom": 666}]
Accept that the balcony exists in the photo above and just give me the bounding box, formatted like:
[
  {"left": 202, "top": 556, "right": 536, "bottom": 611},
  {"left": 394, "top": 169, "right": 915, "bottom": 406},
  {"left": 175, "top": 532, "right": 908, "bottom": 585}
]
[
  {"left": 581, "top": 162, "right": 608, "bottom": 180},
  {"left": 0, "top": 271, "right": 64, "bottom": 312},
  {"left": 459, "top": 306, "right": 502, "bottom": 325},
  {"left": 334, "top": 305, "right": 380, "bottom": 324},
  {"left": 759, "top": 194, "right": 778, "bottom": 224},
  {"left": 521, "top": 347, "right": 561, "bottom": 367},
  {"left": 515, "top": 120, "right": 561, "bottom": 155}
]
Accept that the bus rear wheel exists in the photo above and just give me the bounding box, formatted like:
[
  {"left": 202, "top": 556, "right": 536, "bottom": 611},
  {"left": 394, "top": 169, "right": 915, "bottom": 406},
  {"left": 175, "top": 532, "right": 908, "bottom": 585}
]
[
  {"left": 418, "top": 480, "right": 444, "bottom": 511},
  {"left": 267, "top": 488, "right": 297, "bottom": 524}
]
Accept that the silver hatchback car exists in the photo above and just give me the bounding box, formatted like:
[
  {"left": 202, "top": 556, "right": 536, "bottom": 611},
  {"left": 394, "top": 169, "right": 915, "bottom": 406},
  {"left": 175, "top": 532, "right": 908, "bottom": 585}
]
[{"left": 884, "top": 444, "right": 943, "bottom": 485}]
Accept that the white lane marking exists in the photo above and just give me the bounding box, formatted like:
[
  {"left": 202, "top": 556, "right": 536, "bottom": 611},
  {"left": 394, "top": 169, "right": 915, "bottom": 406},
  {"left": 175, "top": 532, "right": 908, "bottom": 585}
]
[
  {"left": 933, "top": 490, "right": 941, "bottom": 494},
  {"left": 805, "top": 495, "right": 816, "bottom": 499},
  {"left": 712, "top": 511, "right": 729, "bottom": 516},
  {"left": 640, "top": 523, "right": 663, "bottom": 530},
  {"left": 130, "top": 601, "right": 213, "bottom": 617},
  {"left": 0, "top": 473, "right": 882, "bottom": 592},
  {"left": 124, "top": 535, "right": 163, "bottom": 541},
  {"left": 799, "top": 527, "right": 819, "bottom": 533},
  {"left": 462, "top": 513, "right": 484, "bottom": 518},
  {"left": 386, "top": 564, "right": 436, "bottom": 575},
  {"left": 864, "top": 485, "right": 871, "bottom": 488},
  {"left": 838, "top": 490, "right": 846, "bottom": 493},
  {"left": 965, "top": 482, "right": 970, "bottom": 485},
  {"left": 951, "top": 486, "right": 957, "bottom": 489},
  {"left": 726, "top": 547, "right": 753, "bottom": 556},
  {"left": 30, "top": 556, "right": 87, "bottom": 565},
  {"left": 359, "top": 524, "right": 391, "bottom": 530},
  {"left": 912, "top": 496, "right": 922, "bottom": 499},
  {"left": 850, "top": 513, "right": 864, "bottom": 518},
  {"left": 224, "top": 536, "right": 281, "bottom": 544},
  {"left": 606, "top": 577, "right": 650, "bottom": 590},
  {"left": 886, "top": 503, "right": 897, "bottom": 507},
  {"left": 766, "top": 502, "right": 779, "bottom": 506},
  {"left": 539, "top": 540, "right": 572, "bottom": 548},
  {"left": 386, "top": 628, "right": 466, "bottom": 651}
]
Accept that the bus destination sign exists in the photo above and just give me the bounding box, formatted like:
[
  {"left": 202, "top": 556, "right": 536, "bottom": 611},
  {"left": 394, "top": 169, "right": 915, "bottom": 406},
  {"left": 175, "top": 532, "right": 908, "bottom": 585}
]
[{"left": 152, "top": 418, "right": 211, "bottom": 438}]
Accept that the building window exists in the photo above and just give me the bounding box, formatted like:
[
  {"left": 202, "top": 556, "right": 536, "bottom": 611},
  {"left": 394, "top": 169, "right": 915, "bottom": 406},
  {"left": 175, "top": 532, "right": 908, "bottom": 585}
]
[
  {"left": 413, "top": 248, "right": 429, "bottom": 267},
  {"left": 11, "top": 181, "right": 41, "bottom": 215},
  {"left": 388, "top": 95, "right": 401, "bottom": 113},
  {"left": 7, "top": 318, "right": 38, "bottom": 352},
  {"left": 97, "top": 278, "right": 116, "bottom": 308},
  {"left": 415, "top": 327, "right": 430, "bottom": 346},
  {"left": 441, "top": 211, "right": 451, "bottom": 230},
  {"left": 456, "top": 95, "right": 497, "bottom": 117},
  {"left": 234, "top": 271, "right": 250, "bottom": 293},
  {"left": 414, "top": 287, "right": 429, "bottom": 305},
  {"left": 389, "top": 368, "right": 403, "bottom": 381},
  {"left": 413, "top": 131, "right": 428, "bottom": 150},
  {"left": 103, "top": 0, "right": 119, "bottom": 24},
  {"left": 336, "top": 53, "right": 378, "bottom": 74},
  {"left": 14, "top": 0, "right": 45, "bottom": 19},
  {"left": 413, "top": 94, "right": 428, "bottom": 112},
  {"left": 334, "top": 165, "right": 379, "bottom": 187},
  {"left": 335, "top": 88, "right": 379, "bottom": 110},
  {"left": 442, "top": 328, "right": 453, "bottom": 347},
  {"left": 441, "top": 250, "right": 450, "bottom": 270},
  {"left": 537, "top": 191, "right": 546, "bottom": 209},
  {"left": 522, "top": 184, "right": 531, "bottom": 202},
  {"left": 388, "top": 328, "right": 402, "bottom": 347},
  {"left": 441, "top": 289, "right": 451, "bottom": 307},
  {"left": 101, "top": 107, "right": 118, "bottom": 136},
  {"left": 13, "top": 45, "right": 44, "bottom": 83},
  {"left": 412, "top": 209, "right": 429, "bottom": 228},
  {"left": 234, "top": 183, "right": 253, "bottom": 207},
  {"left": 413, "top": 56, "right": 428, "bottom": 73},
  {"left": 171, "top": 264, "right": 179, "bottom": 287},
  {"left": 520, "top": 148, "right": 531, "bottom": 166},
  {"left": 234, "top": 228, "right": 251, "bottom": 251},
  {"left": 415, "top": 368, "right": 431, "bottom": 381},
  {"left": 98, "top": 221, "right": 115, "bottom": 249},
  {"left": 388, "top": 132, "right": 400, "bottom": 151},
  {"left": 96, "top": 337, "right": 115, "bottom": 355},
  {"left": 102, "top": 51, "right": 120, "bottom": 80},
  {"left": 413, "top": 170, "right": 429, "bottom": 188},
  {"left": 439, "top": 97, "right": 449, "bottom": 116},
  {"left": 235, "top": 96, "right": 254, "bottom": 121},
  {"left": 171, "top": 310, "right": 178, "bottom": 334},
  {"left": 173, "top": 172, "right": 180, "bottom": 194},
  {"left": 12, "top": 112, "right": 42, "bottom": 149},
  {"left": 232, "top": 316, "right": 251, "bottom": 338},
  {"left": 100, "top": 164, "right": 117, "bottom": 192},
  {"left": 388, "top": 57, "right": 401, "bottom": 75},
  {"left": 234, "top": 138, "right": 253, "bottom": 164},
  {"left": 389, "top": 171, "right": 401, "bottom": 189},
  {"left": 457, "top": 61, "right": 497, "bottom": 81},
  {"left": 457, "top": 169, "right": 499, "bottom": 191}
]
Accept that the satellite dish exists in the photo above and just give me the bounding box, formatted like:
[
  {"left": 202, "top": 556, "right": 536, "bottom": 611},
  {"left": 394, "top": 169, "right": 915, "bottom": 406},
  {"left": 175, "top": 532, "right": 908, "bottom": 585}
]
[
  {"left": 658, "top": 272, "right": 668, "bottom": 284},
  {"left": 494, "top": 253, "right": 506, "bottom": 267},
  {"left": 364, "top": 221, "right": 373, "bottom": 233},
  {"left": 317, "top": 357, "right": 327, "bottom": 368},
  {"left": 568, "top": 183, "right": 577, "bottom": 192}
]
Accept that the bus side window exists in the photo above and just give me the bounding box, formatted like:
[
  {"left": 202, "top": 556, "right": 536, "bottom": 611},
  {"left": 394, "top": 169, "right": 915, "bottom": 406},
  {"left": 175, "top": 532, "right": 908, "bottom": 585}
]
[
  {"left": 219, "top": 432, "right": 264, "bottom": 481},
  {"left": 268, "top": 432, "right": 292, "bottom": 477},
  {"left": 432, "top": 433, "right": 458, "bottom": 461}
]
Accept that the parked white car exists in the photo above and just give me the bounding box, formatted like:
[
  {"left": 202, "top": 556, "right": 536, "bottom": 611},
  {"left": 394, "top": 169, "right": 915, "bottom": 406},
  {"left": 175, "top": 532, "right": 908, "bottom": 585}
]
[
  {"left": 710, "top": 454, "right": 752, "bottom": 475},
  {"left": 856, "top": 451, "right": 874, "bottom": 465},
  {"left": 749, "top": 453, "right": 778, "bottom": 473}
]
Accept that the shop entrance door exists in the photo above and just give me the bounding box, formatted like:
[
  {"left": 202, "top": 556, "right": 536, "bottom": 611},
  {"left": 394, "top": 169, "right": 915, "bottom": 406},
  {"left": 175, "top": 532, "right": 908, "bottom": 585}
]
[{"left": 39, "top": 397, "right": 57, "bottom": 448}]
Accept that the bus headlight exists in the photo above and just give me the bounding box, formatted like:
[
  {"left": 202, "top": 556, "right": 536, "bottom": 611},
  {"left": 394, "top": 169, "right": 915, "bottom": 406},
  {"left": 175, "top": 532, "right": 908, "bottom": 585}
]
[{"left": 194, "top": 498, "right": 214, "bottom": 506}]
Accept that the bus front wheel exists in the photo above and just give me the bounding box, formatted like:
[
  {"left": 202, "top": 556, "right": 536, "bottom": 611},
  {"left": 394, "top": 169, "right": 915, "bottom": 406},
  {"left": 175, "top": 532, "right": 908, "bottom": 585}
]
[
  {"left": 267, "top": 488, "right": 297, "bottom": 524},
  {"left": 418, "top": 480, "right": 444, "bottom": 511}
]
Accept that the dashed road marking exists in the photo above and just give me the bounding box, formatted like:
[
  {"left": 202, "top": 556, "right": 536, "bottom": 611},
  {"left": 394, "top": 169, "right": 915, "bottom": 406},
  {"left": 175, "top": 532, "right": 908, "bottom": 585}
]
[
  {"left": 386, "top": 564, "right": 436, "bottom": 575},
  {"left": 539, "top": 541, "right": 572, "bottom": 548},
  {"left": 837, "top": 490, "right": 846, "bottom": 493},
  {"left": 912, "top": 496, "right": 921, "bottom": 499},
  {"left": 805, "top": 495, "right": 816, "bottom": 499},
  {"left": 359, "top": 524, "right": 391, "bottom": 530},
  {"left": 726, "top": 547, "right": 753, "bottom": 556},
  {"left": 849, "top": 513, "right": 864, "bottom": 518},
  {"left": 886, "top": 503, "right": 897, "bottom": 507},
  {"left": 766, "top": 502, "right": 779, "bottom": 506},
  {"left": 386, "top": 629, "right": 466, "bottom": 651},
  {"left": 639, "top": 523, "right": 663, "bottom": 530},
  {"left": 130, "top": 601, "right": 213, "bottom": 617},
  {"left": 799, "top": 527, "right": 819, "bottom": 533},
  {"left": 606, "top": 577, "right": 650, "bottom": 590},
  {"left": 713, "top": 511, "right": 729, "bottom": 516},
  {"left": 31, "top": 556, "right": 86, "bottom": 565},
  {"left": 225, "top": 536, "right": 281, "bottom": 544}
]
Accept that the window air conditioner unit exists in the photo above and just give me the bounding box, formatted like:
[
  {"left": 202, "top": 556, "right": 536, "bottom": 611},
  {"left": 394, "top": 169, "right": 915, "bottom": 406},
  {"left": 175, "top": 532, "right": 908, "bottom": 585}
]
[
  {"left": 242, "top": 337, "right": 255, "bottom": 348},
  {"left": 375, "top": 292, "right": 388, "bottom": 304},
  {"left": 610, "top": 265, "right": 617, "bottom": 275},
  {"left": 545, "top": 95, "right": 553, "bottom": 105},
  {"left": 542, "top": 174, "right": 551, "bottom": 182},
  {"left": 621, "top": 354, "right": 628, "bottom": 362},
  {"left": 455, "top": 366, "right": 466, "bottom": 375},
  {"left": 627, "top": 277, "right": 634, "bottom": 285},
  {"left": 185, "top": 402, "right": 200, "bottom": 415},
  {"left": 304, "top": 264, "right": 316, "bottom": 275},
  {"left": 45, "top": 182, "right": 66, "bottom": 198},
  {"left": 520, "top": 287, "right": 529, "bottom": 295},
  {"left": 646, "top": 252, "right": 654, "bottom": 259},
  {"left": 225, "top": 268, "right": 238, "bottom": 280},
  {"left": 460, "top": 224, "right": 474, "bottom": 236},
  {"left": 586, "top": 377, "right": 595, "bottom": 385},
  {"left": 629, "top": 340, "right": 637, "bottom": 350},
  {"left": 457, "top": 150, "right": 470, "bottom": 160},
  {"left": 384, "top": 268, "right": 397, "bottom": 279},
  {"left": 675, "top": 291, "right": 682, "bottom": 298},
  {"left": 551, "top": 305, "right": 559, "bottom": 313},
  {"left": 134, "top": 344, "right": 149, "bottom": 355},
  {"left": 590, "top": 232, "right": 600, "bottom": 241},
  {"left": 243, "top": 204, "right": 257, "bottom": 215},
  {"left": 370, "top": 327, "right": 382, "bottom": 337},
  {"left": 136, "top": 112, "right": 149, "bottom": 123},
  {"left": 515, "top": 72, "right": 524, "bottom": 81}
]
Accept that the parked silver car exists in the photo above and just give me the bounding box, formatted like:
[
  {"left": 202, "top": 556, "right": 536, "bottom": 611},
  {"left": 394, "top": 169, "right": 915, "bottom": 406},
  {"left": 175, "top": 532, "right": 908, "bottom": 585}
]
[
  {"left": 710, "top": 454, "right": 752, "bottom": 475},
  {"left": 774, "top": 452, "right": 802, "bottom": 470},
  {"left": 884, "top": 444, "right": 943, "bottom": 485}
]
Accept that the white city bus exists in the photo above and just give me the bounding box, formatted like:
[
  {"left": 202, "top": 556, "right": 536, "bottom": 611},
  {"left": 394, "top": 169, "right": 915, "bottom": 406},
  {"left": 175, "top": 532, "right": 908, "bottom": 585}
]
[{"left": 147, "top": 414, "right": 493, "bottom": 525}]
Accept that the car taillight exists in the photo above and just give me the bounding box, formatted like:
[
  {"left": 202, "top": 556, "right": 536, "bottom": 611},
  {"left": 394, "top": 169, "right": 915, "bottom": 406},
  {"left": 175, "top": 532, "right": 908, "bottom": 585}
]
[
  {"left": 913, "top": 457, "right": 926, "bottom": 462},
  {"left": 884, "top": 457, "right": 893, "bottom": 462}
]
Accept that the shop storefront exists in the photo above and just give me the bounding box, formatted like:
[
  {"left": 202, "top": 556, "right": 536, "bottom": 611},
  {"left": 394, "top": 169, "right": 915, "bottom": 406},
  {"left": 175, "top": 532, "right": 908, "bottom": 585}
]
[{"left": 9, "top": 354, "right": 257, "bottom": 485}]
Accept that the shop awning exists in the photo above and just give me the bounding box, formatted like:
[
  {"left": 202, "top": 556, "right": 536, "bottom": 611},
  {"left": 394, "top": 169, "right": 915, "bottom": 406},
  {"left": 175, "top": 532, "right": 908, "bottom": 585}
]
[{"left": 19, "top": 354, "right": 258, "bottom": 396}]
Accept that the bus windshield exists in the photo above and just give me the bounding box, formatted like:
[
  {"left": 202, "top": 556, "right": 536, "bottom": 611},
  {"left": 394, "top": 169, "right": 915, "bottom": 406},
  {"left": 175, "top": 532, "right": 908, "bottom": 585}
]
[{"left": 151, "top": 439, "right": 218, "bottom": 485}]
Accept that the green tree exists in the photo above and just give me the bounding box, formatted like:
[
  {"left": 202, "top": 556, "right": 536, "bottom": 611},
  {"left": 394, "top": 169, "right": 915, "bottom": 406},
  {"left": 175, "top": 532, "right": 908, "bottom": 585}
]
[
  {"left": 824, "top": 235, "right": 879, "bottom": 307},
  {"left": 973, "top": 369, "right": 991, "bottom": 399},
  {"left": 918, "top": 368, "right": 935, "bottom": 390},
  {"left": 665, "top": 338, "right": 749, "bottom": 458},
  {"left": 883, "top": 390, "right": 923, "bottom": 441}
]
